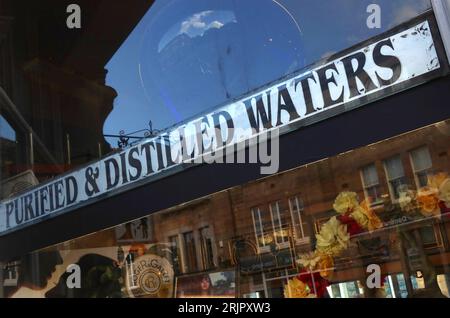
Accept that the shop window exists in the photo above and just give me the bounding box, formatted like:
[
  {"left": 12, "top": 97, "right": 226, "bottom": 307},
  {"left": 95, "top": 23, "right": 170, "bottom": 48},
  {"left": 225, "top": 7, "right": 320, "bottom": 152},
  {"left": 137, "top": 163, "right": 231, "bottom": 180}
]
[
  {"left": 360, "top": 163, "right": 383, "bottom": 204},
  {"left": 2, "top": 0, "right": 450, "bottom": 300},
  {"left": 169, "top": 235, "right": 182, "bottom": 275},
  {"left": 183, "top": 231, "right": 198, "bottom": 273},
  {"left": 327, "top": 281, "right": 364, "bottom": 298},
  {"left": 394, "top": 274, "right": 410, "bottom": 298},
  {"left": 410, "top": 146, "right": 433, "bottom": 188},
  {"left": 2, "top": 121, "right": 450, "bottom": 299},
  {"left": 199, "top": 226, "right": 215, "bottom": 270},
  {"left": 383, "top": 155, "right": 407, "bottom": 200},
  {"left": 419, "top": 224, "right": 441, "bottom": 248}
]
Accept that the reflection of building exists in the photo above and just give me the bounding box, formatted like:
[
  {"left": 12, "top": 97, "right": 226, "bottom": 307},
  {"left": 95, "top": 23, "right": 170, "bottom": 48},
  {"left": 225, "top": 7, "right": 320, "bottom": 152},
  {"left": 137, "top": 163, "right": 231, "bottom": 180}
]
[
  {"left": 0, "top": 0, "right": 153, "bottom": 187},
  {"left": 152, "top": 196, "right": 236, "bottom": 275},
  {"left": 146, "top": 121, "right": 450, "bottom": 297}
]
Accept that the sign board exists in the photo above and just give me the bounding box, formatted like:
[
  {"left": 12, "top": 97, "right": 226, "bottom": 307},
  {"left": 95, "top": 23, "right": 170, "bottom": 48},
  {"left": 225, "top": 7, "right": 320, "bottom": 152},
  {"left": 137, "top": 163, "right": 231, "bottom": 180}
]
[{"left": 0, "top": 19, "right": 443, "bottom": 235}]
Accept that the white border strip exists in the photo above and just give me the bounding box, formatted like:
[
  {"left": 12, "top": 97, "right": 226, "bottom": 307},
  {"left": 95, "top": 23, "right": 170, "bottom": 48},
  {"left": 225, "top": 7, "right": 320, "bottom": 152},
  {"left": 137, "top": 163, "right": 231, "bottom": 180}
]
[{"left": 432, "top": 0, "right": 450, "bottom": 65}]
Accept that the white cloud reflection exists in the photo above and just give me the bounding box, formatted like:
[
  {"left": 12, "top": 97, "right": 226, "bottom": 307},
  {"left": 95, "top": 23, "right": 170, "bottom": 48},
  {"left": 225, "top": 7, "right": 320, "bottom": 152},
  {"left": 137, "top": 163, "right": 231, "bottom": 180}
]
[{"left": 158, "top": 10, "right": 236, "bottom": 52}]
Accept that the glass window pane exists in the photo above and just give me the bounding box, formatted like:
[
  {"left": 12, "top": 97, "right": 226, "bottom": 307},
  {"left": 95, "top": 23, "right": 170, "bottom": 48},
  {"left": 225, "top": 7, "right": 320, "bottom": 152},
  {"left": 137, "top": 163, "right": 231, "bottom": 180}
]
[
  {"left": 411, "top": 147, "right": 432, "bottom": 172},
  {"left": 4, "top": 0, "right": 450, "bottom": 301},
  {"left": 384, "top": 156, "right": 405, "bottom": 180},
  {"left": 169, "top": 235, "right": 182, "bottom": 275},
  {"left": 362, "top": 164, "right": 379, "bottom": 186},
  {"left": 183, "top": 231, "right": 198, "bottom": 272},
  {"left": 105, "top": 0, "right": 433, "bottom": 139},
  {"left": 2, "top": 120, "right": 450, "bottom": 298}
]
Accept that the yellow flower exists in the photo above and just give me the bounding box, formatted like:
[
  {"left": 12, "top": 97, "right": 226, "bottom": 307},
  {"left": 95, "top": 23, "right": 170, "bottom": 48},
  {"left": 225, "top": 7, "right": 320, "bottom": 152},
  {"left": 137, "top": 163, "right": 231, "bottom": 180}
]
[
  {"left": 438, "top": 178, "right": 450, "bottom": 204},
  {"left": 315, "top": 217, "right": 350, "bottom": 256},
  {"left": 297, "top": 251, "right": 321, "bottom": 271},
  {"left": 317, "top": 253, "right": 334, "bottom": 280},
  {"left": 428, "top": 172, "right": 448, "bottom": 189},
  {"left": 284, "top": 277, "right": 310, "bottom": 298},
  {"left": 333, "top": 192, "right": 359, "bottom": 214},
  {"left": 417, "top": 186, "right": 440, "bottom": 217},
  {"left": 359, "top": 199, "right": 383, "bottom": 231}
]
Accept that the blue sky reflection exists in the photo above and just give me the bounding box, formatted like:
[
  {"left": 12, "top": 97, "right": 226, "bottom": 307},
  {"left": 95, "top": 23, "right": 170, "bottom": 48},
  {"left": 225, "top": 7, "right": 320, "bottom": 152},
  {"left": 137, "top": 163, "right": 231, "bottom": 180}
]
[{"left": 104, "top": 0, "right": 430, "bottom": 148}]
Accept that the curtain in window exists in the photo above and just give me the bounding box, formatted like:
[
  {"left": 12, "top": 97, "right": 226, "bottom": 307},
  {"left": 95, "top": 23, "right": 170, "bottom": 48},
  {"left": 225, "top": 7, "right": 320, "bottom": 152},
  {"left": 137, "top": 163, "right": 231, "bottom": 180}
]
[
  {"left": 362, "top": 164, "right": 379, "bottom": 186},
  {"left": 385, "top": 156, "right": 405, "bottom": 179},
  {"left": 411, "top": 147, "right": 432, "bottom": 171}
]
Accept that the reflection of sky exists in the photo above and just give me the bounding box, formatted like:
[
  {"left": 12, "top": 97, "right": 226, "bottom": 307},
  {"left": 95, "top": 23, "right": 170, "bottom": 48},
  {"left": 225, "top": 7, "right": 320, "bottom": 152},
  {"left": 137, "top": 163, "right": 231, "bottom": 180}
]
[
  {"left": 158, "top": 10, "right": 237, "bottom": 52},
  {"left": 104, "top": 0, "right": 430, "bottom": 148},
  {"left": 0, "top": 115, "right": 16, "bottom": 141}
]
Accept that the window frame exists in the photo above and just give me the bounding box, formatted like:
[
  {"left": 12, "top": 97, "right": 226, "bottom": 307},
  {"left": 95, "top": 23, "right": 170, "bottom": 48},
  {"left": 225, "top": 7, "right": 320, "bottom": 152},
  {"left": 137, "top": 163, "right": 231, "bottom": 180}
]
[
  {"left": 199, "top": 226, "right": 215, "bottom": 270},
  {"left": 269, "top": 201, "right": 289, "bottom": 246},
  {"left": 251, "top": 207, "right": 270, "bottom": 253},
  {"left": 169, "top": 234, "right": 183, "bottom": 275},
  {"left": 288, "top": 196, "right": 310, "bottom": 245},
  {"left": 182, "top": 231, "right": 198, "bottom": 273},
  {"left": 359, "top": 163, "right": 383, "bottom": 205}
]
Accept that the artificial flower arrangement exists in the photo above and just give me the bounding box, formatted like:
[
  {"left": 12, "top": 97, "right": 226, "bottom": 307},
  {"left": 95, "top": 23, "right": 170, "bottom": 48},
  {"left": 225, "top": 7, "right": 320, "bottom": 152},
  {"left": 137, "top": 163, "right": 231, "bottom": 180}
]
[
  {"left": 399, "top": 172, "right": 450, "bottom": 217},
  {"left": 284, "top": 192, "right": 383, "bottom": 298},
  {"left": 284, "top": 172, "right": 450, "bottom": 298}
]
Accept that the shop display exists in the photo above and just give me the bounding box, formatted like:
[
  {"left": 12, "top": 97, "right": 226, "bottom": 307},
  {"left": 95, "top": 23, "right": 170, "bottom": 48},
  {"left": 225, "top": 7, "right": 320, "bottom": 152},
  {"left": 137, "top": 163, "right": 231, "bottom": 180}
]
[
  {"left": 285, "top": 173, "right": 450, "bottom": 298},
  {"left": 1, "top": 1, "right": 450, "bottom": 300}
]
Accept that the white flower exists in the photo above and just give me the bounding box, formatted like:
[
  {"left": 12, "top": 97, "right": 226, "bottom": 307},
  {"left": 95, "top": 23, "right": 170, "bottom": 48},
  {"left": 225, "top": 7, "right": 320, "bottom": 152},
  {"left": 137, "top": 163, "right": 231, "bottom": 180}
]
[
  {"left": 315, "top": 217, "right": 350, "bottom": 256},
  {"left": 333, "top": 192, "right": 359, "bottom": 214},
  {"left": 297, "top": 251, "right": 321, "bottom": 270}
]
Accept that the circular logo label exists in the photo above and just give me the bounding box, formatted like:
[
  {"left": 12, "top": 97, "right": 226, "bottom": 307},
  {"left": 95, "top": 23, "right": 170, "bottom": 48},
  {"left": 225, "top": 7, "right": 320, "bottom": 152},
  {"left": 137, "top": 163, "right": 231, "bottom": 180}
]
[
  {"left": 124, "top": 254, "right": 174, "bottom": 298},
  {"left": 139, "top": 269, "right": 161, "bottom": 294}
]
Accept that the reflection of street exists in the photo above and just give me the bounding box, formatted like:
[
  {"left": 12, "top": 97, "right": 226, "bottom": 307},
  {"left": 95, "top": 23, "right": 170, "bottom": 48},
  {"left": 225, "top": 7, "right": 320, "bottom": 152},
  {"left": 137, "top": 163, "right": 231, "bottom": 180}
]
[{"left": 10, "top": 249, "right": 114, "bottom": 298}]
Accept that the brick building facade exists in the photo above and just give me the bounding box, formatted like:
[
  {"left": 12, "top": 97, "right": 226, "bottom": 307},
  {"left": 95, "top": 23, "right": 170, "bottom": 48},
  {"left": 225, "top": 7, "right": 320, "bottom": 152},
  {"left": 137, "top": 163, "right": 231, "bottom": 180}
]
[{"left": 108, "top": 119, "right": 449, "bottom": 297}]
